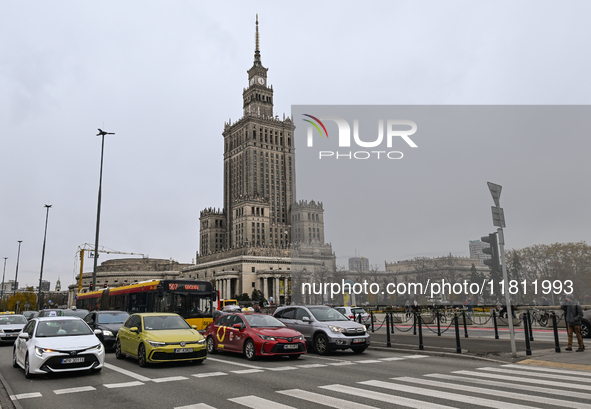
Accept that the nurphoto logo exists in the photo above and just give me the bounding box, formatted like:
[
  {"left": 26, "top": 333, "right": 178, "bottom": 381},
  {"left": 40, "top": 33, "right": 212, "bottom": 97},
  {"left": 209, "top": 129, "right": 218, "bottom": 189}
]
[{"left": 302, "top": 114, "right": 418, "bottom": 160}]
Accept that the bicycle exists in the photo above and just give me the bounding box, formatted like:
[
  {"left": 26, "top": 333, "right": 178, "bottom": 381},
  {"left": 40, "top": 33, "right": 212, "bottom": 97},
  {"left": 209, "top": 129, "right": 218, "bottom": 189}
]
[{"left": 519, "top": 308, "right": 549, "bottom": 327}]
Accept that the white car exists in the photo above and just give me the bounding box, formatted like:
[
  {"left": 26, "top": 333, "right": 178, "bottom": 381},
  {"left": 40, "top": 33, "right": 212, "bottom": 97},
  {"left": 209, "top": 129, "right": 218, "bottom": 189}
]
[
  {"left": 13, "top": 316, "right": 105, "bottom": 378},
  {"left": 0, "top": 315, "right": 27, "bottom": 343},
  {"left": 335, "top": 306, "right": 370, "bottom": 322}
]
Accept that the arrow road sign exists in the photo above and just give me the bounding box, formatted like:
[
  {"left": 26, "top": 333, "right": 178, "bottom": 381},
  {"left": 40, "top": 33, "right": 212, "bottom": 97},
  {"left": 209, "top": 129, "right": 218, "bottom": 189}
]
[{"left": 487, "top": 182, "right": 502, "bottom": 207}]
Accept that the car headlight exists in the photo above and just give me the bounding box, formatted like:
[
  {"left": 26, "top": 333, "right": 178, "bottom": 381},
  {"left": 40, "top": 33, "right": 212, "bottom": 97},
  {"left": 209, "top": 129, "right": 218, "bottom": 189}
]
[
  {"left": 85, "top": 343, "right": 104, "bottom": 353},
  {"left": 258, "top": 334, "right": 276, "bottom": 341},
  {"left": 35, "top": 346, "right": 53, "bottom": 356},
  {"left": 299, "top": 335, "right": 305, "bottom": 341},
  {"left": 197, "top": 339, "right": 205, "bottom": 345},
  {"left": 328, "top": 325, "right": 346, "bottom": 333},
  {"left": 362, "top": 325, "right": 367, "bottom": 332},
  {"left": 101, "top": 330, "right": 114, "bottom": 337},
  {"left": 147, "top": 340, "right": 166, "bottom": 347}
]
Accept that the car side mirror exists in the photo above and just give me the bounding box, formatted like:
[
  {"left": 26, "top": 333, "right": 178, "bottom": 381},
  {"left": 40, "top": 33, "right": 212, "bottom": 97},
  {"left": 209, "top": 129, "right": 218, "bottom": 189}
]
[
  {"left": 191, "top": 325, "right": 198, "bottom": 330},
  {"left": 18, "top": 333, "right": 29, "bottom": 339},
  {"left": 130, "top": 327, "right": 139, "bottom": 333},
  {"left": 94, "top": 329, "right": 102, "bottom": 335},
  {"left": 302, "top": 316, "right": 311, "bottom": 322},
  {"left": 233, "top": 323, "right": 244, "bottom": 331}
]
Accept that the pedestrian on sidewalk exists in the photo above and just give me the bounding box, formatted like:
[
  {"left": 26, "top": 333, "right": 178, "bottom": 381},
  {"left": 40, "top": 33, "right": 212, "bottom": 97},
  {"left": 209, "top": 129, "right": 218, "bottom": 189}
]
[
  {"left": 561, "top": 294, "right": 585, "bottom": 352},
  {"left": 405, "top": 300, "right": 411, "bottom": 319},
  {"left": 467, "top": 298, "right": 473, "bottom": 319}
]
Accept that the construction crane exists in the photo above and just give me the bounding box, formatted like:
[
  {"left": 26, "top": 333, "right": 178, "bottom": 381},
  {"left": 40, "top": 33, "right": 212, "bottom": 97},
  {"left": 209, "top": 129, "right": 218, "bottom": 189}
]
[{"left": 75, "top": 243, "right": 145, "bottom": 293}]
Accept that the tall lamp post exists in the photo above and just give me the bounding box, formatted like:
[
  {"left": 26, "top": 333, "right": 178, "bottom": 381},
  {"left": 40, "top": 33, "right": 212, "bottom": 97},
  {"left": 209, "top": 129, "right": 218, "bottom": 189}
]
[
  {"left": 14, "top": 241, "right": 23, "bottom": 297},
  {"left": 37, "top": 204, "right": 52, "bottom": 310},
  {"left": 92, "top": 128, "right": 115, "bottom": 290},
  {"left": 1, "top": 257, "right": 7, "bottom": 304}
]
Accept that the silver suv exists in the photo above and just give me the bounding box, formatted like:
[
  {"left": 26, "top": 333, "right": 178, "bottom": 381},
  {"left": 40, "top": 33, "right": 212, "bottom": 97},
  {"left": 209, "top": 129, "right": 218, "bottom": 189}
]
[{"left": 273, "top": 305, "right": 370, "bottom": 355}]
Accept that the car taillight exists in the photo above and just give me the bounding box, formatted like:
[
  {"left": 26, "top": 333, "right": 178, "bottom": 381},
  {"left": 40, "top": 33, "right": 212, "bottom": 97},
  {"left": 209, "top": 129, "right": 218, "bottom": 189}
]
[{"left": 349, "top": 315, "right": 354, "bottom": 319}]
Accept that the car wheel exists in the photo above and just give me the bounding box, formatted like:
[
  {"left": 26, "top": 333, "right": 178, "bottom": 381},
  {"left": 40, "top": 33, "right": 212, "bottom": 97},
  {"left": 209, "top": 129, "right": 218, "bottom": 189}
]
[
  {"left": 314, "top": 333, "right": 330, "bottom": 355},
  {"left": 24, "top": 354, "right": 33, "bottom": 379},
  {"left": 138, "top": 344, "right": 148, "bottom": 367},
  {"left": 206, "top": 336, "right": 217, "bottom": 354},
  {"left": 581, "top": 321, "right": 590, "bottom": 338},
  {"left": 288, "top": 354, "right": 301, "bottom": 360},
  {"left": 12, "top": 348, "right": 19, "bottom": 368},
  {"left": 244, "top": 339, "right": 258, "bottom": 361},
  {"left": 115, "top": 339, "right": 125, "bottom": 359},
  {"left": 352, "top": 346, "right": 367, "bottom": 354}
]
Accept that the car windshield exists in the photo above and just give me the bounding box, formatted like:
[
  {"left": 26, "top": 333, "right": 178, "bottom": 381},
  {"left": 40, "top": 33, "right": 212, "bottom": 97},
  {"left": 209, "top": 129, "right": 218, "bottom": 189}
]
[
  {"left": 352, "top": 308, "right": 367, "bottom": 315},
  {"left": 244, "top": 314, "right": 286, "bottom": 328},
  {"left": 36, "top": 320, "right": 93, "bottom": 337},
  {"left": 63, "top": 309, "right": 89, "bottom": 318},
  {"left": 143, "top": 315, "right": 190, "bottom": 330},
  {"left": 0, "top": 316, "right": 27, "bottom": 325},
  {"left": 309, "top": 307, "right": 349, "bottom": 322},
  {"left": 97, "top": 312, "right": 129, "bottom": 324}
]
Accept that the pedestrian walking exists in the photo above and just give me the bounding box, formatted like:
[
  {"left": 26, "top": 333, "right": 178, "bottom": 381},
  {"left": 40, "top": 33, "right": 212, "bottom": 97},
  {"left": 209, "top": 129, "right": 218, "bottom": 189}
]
[
  {"left": 405, "top": 300, "right": 411, "bottom": 318},
  {"left": 561, "top": 294, "right": 585, "bottom": 351}
]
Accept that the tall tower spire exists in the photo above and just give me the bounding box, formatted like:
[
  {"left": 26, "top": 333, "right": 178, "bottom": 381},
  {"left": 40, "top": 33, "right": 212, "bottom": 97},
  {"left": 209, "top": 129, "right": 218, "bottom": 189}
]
[{"left": 254, "top": 14, "right": 261, "bottom": 65}]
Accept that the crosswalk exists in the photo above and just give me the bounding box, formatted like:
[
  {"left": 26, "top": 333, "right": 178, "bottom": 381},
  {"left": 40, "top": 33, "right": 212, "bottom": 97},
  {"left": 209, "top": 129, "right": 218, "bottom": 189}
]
[{"left": 175, "top": 363, "right": 591, "bottom": 409}]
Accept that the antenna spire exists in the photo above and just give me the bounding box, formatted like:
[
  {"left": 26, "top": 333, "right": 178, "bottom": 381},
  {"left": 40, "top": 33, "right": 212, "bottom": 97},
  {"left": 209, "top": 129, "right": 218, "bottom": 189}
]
[{"left": 254, "top": 14, "right": 261, "bottom": 64}]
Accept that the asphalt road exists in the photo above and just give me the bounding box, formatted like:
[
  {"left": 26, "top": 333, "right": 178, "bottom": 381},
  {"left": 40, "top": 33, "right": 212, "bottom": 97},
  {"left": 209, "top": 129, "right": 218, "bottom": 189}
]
[{"left": 1, "top": 342, "right": 591, "bottom": 409}]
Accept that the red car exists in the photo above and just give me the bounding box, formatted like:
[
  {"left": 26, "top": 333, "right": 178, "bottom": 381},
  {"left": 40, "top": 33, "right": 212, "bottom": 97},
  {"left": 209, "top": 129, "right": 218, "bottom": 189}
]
[{"left": 204, "top": 313, "right": 306, "bottom": 360}]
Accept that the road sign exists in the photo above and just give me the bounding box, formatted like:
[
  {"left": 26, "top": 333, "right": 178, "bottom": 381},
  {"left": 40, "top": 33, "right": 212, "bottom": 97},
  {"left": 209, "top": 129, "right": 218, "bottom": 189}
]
[
  {"left": 487, "top": 182, "right": 502, "bottom": 207},
  {"left": 491, "top": 206, "right": 506, "bottom": 228}
]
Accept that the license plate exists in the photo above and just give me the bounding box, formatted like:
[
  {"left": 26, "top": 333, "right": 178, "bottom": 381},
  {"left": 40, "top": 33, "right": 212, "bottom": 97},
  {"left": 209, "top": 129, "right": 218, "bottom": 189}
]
[
  {"left": 175, "top": 348, "right": 193, "bottom": 353},
  {"left": 8, "top": 334, "right": 17, "bottom": 337},
  {"left": 61, "top": 357, "right": 85, "bottom": 364},
  {"left": 284, "top": 344, "right": 299, "bottom": 349},
  {"left": 352, "top": 338, "right": 366, "bottom": 344}
]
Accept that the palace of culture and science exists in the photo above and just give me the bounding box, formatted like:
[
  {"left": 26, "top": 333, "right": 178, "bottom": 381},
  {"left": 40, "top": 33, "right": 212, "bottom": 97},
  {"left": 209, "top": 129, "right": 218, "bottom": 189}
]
[{"left": 182, "top": 17, "right": 335, "bottom": 304}]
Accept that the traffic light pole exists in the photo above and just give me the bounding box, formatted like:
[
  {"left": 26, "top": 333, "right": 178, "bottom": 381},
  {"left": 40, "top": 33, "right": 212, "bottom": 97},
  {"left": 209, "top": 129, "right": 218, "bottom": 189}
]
[{"left": 498, "top": 228, "right": 517, "bottom": 357}]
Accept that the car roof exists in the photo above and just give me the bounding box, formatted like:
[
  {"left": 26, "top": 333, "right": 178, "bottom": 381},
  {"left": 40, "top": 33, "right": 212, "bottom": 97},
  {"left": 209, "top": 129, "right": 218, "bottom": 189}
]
[
  {"left": 96, "top": 310, "right": 128, "bottom": 314},
  {"left": 130, "top": 312, "right": 180, "bottom": 317},
  {"left": 36, "top": 316, "right": 84, "bottom": 321}
]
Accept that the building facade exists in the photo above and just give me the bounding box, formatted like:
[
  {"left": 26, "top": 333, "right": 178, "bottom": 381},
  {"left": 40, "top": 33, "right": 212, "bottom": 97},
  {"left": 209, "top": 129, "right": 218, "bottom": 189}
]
[
  {"left": 349, "top": 257, "right": 370, "bottom": 271},
  {"left": 186, "top": 17, "right": 335, "bottom": 305},
  {"left": 469, "top": 240, "right": 491, "bottom": 266}
]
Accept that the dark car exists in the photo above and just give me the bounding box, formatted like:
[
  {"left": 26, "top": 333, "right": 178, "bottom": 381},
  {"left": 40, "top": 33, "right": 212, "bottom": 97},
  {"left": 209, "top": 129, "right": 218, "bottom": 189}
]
[
  {"left": 581, "top": 309, "right": 591, "bottom": 338},
  {"left": 84, "top": 311, "right": 130, "bottom": 350}
]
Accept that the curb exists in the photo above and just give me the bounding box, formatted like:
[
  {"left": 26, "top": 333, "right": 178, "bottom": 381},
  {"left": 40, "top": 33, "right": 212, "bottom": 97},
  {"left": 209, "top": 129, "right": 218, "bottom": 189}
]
[
  {"left": 369, "top": 343, "right": 518, "bottom": 364},
  {"left": 0, "top": 366, "right": 21, "bottom": 409}
]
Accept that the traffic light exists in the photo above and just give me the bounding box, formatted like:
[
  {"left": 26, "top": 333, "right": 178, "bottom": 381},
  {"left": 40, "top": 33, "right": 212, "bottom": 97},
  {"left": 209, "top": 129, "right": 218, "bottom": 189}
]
[
  {"left": 104, "top": 283, "right": 108, "bottom": 288},
  {"left": 481, "top": 233, "right": 500, "bottom": 272},
  {"left": 89, "top": 283, "right": 94, "bottom": 292}
]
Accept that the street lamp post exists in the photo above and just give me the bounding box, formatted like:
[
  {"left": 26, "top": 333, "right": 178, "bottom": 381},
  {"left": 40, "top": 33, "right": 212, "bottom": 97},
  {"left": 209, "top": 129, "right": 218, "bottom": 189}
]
[
  {"left": 14, "top": 241, "right": 23, "bottom": 297},
  {"left": 37, "top": 204, "right": 52, "bottom": 310},
  {"left": 1, "top": 257, "right": 7, "bottom": 302},
  {"left": 92, "top": 128, "right": 115, "bottom": 290}
]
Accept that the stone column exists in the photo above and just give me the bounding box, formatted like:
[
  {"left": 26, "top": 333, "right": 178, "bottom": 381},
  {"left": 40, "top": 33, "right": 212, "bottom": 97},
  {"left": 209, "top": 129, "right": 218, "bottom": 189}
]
[
  {"left": 274, "top": 277, "right": 280, "bottom": 305},
  {"left": 263, "top": 276, "right": 269, "bottom": 302},
  {"left": 226, "top": 278, "right": 231, "bottom": 299}
]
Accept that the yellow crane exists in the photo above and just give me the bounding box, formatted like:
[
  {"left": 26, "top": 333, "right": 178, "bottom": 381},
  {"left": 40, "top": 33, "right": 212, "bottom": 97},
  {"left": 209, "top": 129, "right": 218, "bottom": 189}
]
[{"left": 75, "top": 244, "right": 145, "bottom": 293}]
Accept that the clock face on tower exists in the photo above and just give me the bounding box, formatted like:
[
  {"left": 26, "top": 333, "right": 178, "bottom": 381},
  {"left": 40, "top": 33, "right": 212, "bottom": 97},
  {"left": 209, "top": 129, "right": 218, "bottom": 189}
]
[{"left": 258, "top": 77, "right": 265, "bottom": 85}]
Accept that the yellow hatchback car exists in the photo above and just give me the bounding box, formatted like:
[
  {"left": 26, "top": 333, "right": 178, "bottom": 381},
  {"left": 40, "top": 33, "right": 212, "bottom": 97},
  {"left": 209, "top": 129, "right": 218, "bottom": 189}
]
[{"left": 115, "top": 313, "right": 206, "bottom": 367}]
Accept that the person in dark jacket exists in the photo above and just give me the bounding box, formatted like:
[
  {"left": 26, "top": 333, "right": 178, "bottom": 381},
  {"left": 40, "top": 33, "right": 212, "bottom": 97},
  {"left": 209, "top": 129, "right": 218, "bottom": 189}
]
[{"left": 561, "top": 294, "right": 585, "bottom": 351}]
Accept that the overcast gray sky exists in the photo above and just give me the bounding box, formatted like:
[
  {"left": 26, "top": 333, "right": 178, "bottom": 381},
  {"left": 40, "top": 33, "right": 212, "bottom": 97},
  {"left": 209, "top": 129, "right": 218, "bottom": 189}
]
[{"left": 1, "top": 1, "right": 590, "bottom": 289}]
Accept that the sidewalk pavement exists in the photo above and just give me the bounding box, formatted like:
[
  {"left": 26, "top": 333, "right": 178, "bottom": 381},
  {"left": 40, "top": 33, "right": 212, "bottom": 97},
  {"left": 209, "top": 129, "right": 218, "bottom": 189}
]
[{"left": 366, "top": 313, "right": 590, "bottom": 371}]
